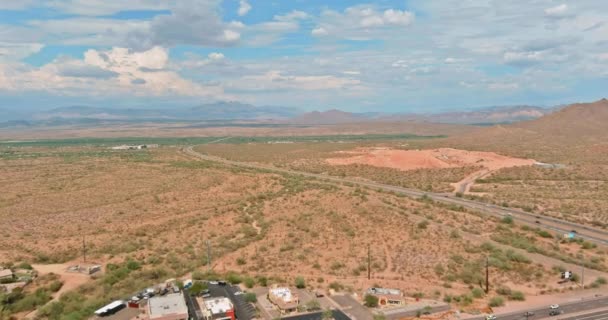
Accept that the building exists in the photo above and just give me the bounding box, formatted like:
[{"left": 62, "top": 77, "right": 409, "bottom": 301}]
[
  {"left": 268, "top": 287, "right": 299, "bottom": 313},
  {"left": 0, "top": 269, "right": 14, "bottom": 282},
  {"left": 365, "top": 287, "right": 405, "bottom": 307},
  {"left": 147, "top": 293, "right": 189, "bottom": 320},
  {"left": 201, "top": 297, "right": 235, "bottom": 320}
]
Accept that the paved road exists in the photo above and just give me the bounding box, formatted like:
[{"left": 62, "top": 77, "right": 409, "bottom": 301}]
[
  {"left": 282, "top": 309, "right": 352, "bottom": 320},
  {"left": 183, "top": 147, "right": 608, "bottom": 246},
  {"left": 469, "top": 296, "right": 608, "bottom": 320},
  {"left": 557, "top": 309, "right": 608, "bottom": 320}
]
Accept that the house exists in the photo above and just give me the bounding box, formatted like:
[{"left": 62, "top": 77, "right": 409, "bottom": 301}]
[
  {"left": 365, "top": 287, "right": 405, "bottom": 306},
  {"left": 0, "top": 269, "right": 14, "bottom": 282},
  {"left": 147, "top": 293, "right": 189, "bottom": 320},
  {"left": 201, "top": 297, "right": 236, "bottom": 320},
  {"left": 268, "top": 287, "right": 299, "bottom": 313}
]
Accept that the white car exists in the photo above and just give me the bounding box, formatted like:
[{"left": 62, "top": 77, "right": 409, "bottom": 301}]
[
  {"left": 486, "top": 315, "right": 497, "bottom": 320},
  {"left": 209, "top": 281, "right": 219, "bottom": 285},
  {"left": 234, "top": 292, "right": 244, "bottom": 296},
  {"left": 550, "top": 304, "right": 560, "bottom": 309}
]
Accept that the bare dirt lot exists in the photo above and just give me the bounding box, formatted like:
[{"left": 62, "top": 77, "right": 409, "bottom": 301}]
[{"left": 326, "top": 148, "right": 535, "bottom": 172}]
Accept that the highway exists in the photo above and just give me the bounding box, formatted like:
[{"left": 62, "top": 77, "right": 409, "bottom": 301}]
[
  {"left": 467, "top": 296, "right": 608, "bottom": 320},
  {"left": 183, "top": 146, "right": 608, "bottom": 246}
]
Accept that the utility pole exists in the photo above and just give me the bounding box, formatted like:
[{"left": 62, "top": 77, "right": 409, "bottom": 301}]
[
  {"left": 581, "top": 262, "right": 585, "bottom": 289},
  {"left": 367, "top": 244, "right": 371, "bottom": 280},
  {"left": 485, "top": 256, "right": 490, "bottom": 294},
  {"left": 206, "top": 240, "right": 212, "bottom": 273},
  {"left": 82, "top": 234, "right": 87, "bottom": 263}
]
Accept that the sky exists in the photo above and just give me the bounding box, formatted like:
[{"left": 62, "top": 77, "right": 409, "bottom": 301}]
[{"left": 0, "top": 0, "right": 607, "bottom": 113}]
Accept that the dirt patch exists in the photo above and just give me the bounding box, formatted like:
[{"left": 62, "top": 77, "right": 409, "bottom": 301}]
[{"left": 326, "top": 148, "right": 535, "bottom": 172}]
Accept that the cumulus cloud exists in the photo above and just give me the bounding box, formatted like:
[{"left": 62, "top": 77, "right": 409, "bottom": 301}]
[
  {"left": 238, "top": 0, "right": 252, "bottom": 16},
  {"left": 0, "top": 42, "right": 44, "bottom": 62},
  {"left": 312, "top": 5, "right": 414, "bottom": 40},
  {"left": 126, "top": 0, "right": 240, "bottom": 49}
]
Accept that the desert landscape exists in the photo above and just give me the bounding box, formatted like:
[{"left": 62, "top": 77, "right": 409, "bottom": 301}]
[{"left": 1, "top": 100, "right": 608, "bottom": 320}]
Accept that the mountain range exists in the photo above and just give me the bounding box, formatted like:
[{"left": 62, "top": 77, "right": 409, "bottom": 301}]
[{"left": 0, "top": 101, "right": 557, "bottom": 127}]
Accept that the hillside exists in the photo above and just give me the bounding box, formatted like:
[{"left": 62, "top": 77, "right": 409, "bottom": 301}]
[{"left": 438, "top": 99, "right": 608, "bottom": 162}]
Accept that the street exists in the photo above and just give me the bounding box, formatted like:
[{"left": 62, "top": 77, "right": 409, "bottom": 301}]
[{"left": 469, "top": 296, "right": 608, "bottom": 320}]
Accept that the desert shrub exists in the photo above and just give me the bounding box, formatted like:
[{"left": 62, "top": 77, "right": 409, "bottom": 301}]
[
  {"left": 496, "top": 286, "right": 511, "bottom": 296},
  {"left": 596, "top": 277, "right": 607, "bottom": 285},
  {"left": 364, "top": 294, "right": 379, "bottom": 307},
  {"left": 226, "top": 272, "right": 242, "bottom": 284},
  {"left": 489, "top": 296, "right": 505, "bottom": 307},
  {"left": 306, "top": 299, "right": 321, "bottom": 311},
  {"left": 244, "top": 277, "right": 255, "bottom": 289},
  {"left": 49, "top": 280, "right": 63, "bottom": 293},
  {"left": 317, "top": 277, "right": 324, "bottom": 283},
  {"left": 244, "top": 293, "right": 257, "bottom": 303},
  {"left": 471, "top": 288, "right": 484, "bottom": 299},
  {"left": 257, "top": 276, "right": 268, "bottom": 287},
  {"left": 329, "top": 281, "right": 344, "bottom": 291},
  {"left": 537, "top": 230, "right": 553, "bottom": 238},
  {"left": 236, "top": 257, "right": 246, "bottom": 265},
  {"left": 509, "top": 291, "right": 525, "bottom": 301},
  {"left": 434, "top": 264, "right": 445, "bottom": 276},
  {"left": 450, "top": 230, "right": 461, "bottom": 239},
  {"left": 16, "top": 262, "right": 33, "bottom": 270},
  {"left": 295, "top": 276, "right": 306, "bottom": 289},
  {"left": 501, "top": 216, "right": 513, "bottom": 224},
  {"left": 126, "top": 260, "right": 141, "bottom": 271},
  {"left": 418, "top": 220, "right": 429, "bottom": 229},
  {"left": 443, "top": 294, "right": 452, "bottom": 303}
]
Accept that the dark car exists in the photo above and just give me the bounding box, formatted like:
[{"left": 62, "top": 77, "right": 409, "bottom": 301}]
[
  {"left": 523, "top": 311, "right": 535, "bottom": 317},
  {"left": 218, "top": 280, "right": 227, "bottom": 286}
]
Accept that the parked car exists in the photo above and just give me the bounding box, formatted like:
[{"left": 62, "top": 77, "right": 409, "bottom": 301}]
[
  {"left": 218, "top": 280, "right": 227, "bottom": 286},
  {"left": 549, "top": 304, "right": 561, "bottom": 316},
  {"left": 314, "top": 290, "right": 325, "bottom": 298},
  {"left": 234, "top": 291, "right": 244, "bottom": 296},
  {"left": 486, "top": 315, "right": 497, "bottom": 320},
  {"left": 209, "top": 281, "right": 219, "bottom": 285}
]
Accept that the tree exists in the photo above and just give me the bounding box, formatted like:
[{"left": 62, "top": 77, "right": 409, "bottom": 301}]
[
  {"left": 244, "top": 277, "right": 255, "bottom": 289},
  {"left": 364, "top": 294, "right": 379, "bottom": 308},
  {"left": 295, "top": 276, "right": 306, "bottom": 289},
  {"left": 189, "top": 282, "right": 208, "bottom": 296}
]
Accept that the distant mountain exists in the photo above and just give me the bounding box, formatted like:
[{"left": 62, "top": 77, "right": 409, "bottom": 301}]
[
  {"left": 289, "top": 109, "right": 372, "bottom": 124},
  {"left": 444, "top": 99, "right": 608, "bottom": 161},
  {"left": 28, "top": 102, "right": 299, "bottom": 123}
]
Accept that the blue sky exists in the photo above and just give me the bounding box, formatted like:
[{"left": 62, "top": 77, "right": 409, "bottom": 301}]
[{"left": 0, "top": 0, "right": 607, "bottom": 112}]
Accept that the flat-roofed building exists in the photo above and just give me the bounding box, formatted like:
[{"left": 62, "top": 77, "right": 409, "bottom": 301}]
[
  {"left": 268, "top": 287, "right": 299, "bottom": 313},
  {"left": 365, "top": 287, "right": 404, "bottom": 307},
  {"left": 201, "top": 297, "right": 235, "bottom": 320},
  {"left": 147, "top": 293, "right": 188, "bottom": 320}
]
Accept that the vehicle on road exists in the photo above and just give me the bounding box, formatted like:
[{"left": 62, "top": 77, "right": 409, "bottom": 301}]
[
  {"left": 486, "top": 315, "right": 497, "bottom": 320},
  {"left": 234, "top": 291, "right": 244, "bottom": 296},
  {"left": 523, "top": 311, "right": 535, "bottom": 317},
  {"left": 549, "top": 304, "right": 562, "bottom": 316},
  {"left": 209, "top": 281, "right": 219, "bottom": 285},
  {"left": 218, "top": 280, "right": 227, "bottom": 286}
]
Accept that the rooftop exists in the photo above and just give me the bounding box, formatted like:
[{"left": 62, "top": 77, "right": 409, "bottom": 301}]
[
  {"left": 366, "top": 287, "right": 402, "bottom": 296},
  {"left": 148, "top": 293, "right": 188, "bottom": 319},
  {"left": 204, "top": 297, "right": 233, "bottom": 315},
  {"left": 270, "top": 287, "right": 295, "bottom": 302}
]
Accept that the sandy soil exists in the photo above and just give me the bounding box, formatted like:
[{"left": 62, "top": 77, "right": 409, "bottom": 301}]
[{"left": 326, "top": 148, "right": 535, "bottom": 171}]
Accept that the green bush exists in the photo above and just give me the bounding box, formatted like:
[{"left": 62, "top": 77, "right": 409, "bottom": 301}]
[
  {"left": 49, "top": 280, "right": 63, "bottom": 293},
  {"left": 226, "top": 272, "right": 242, "bottom": 284},
  {"left": 244, "top": 277, "right": 255, "bottom": 289},
  {"left": 306, "top": 299, "right": 321, "bottom": 311},
  {"left": 471, "top": 288, "right": 484, "bottom": 299},
  {"left": 488, "top": 296, "right": 505, "bottom": 307},
  {"left": 236, "top": 257, "right": 246, "bottom": 265},
  {"left": 244, "top": 292, "right": 257, "bottom": 303},
  {"left": 257, "top": 276, "right": 268, "bottom": 287},
  {"left": 536, "top": 230, "right": 553, "bottom": 238},
  {"left": 496, "top": 286, "right": 511, "bottom": 296},
  {"left": 126, "top": 260, "right": 141, "bottom": 271},
  {"left": 189, "top": 281, "right": 209, "bottom": 295},
  {"left": 418, "top": 220, "right": 429, "bottom": 229},
  {"left": 509, "top": 291, "right": 525, "bottom": 301},
  {"left": 364, "top": 294, "right": 379, "bottom": 308},
  {"left": 329, "top": 282, "right": 344, "bottom": 291},
  {"left": 295, "top": 276, "right": 306, "bottom": 289},
  {"left": 501, "top": 216, "right": 513, "bottom": 224}
]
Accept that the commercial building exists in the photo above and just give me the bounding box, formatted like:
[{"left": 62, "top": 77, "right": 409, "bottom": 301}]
[
  {"left": 147, "top": 293, "right": 189, "bottom": 320},
  {"left": 268, "top": 287, "right": 299, "bottom": 313},
  {"left": 365, "top": 287, "right": 405, "bottom": 306},
  {"left": 201, "top": 297, "right": 235, "bottom": 320}
]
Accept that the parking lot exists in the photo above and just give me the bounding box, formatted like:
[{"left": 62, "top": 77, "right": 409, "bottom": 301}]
[
  {"left": 207, "top": 283, "right": 256, "bottom": 320},
  {"left": 331, "top": 295, "right": 373, "bottom": 320}
]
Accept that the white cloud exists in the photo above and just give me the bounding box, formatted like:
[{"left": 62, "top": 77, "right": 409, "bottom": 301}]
[
  {"left": 382, "top": 9, "right": 415, "bottom": 26},
  {"left": 311, "top": 27, "right": 328, "bottom": 36},
  {"left": 233, "top": 70, "right": 362, "bottom": 91},
  {"left": 238, "top": 0, "right": 252, "bottom": 17},
  {"left": 45, "top": 0, "right": 171, "bottom": 16},
  {"left": 544, "top": 4, "right": 570, "bottom": 18},
  {"left": 208, "top": 52, "right": 225, "bottom": 61},
  {"left": 0, "top": 42, "right": 44, "bottom": 62}
]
